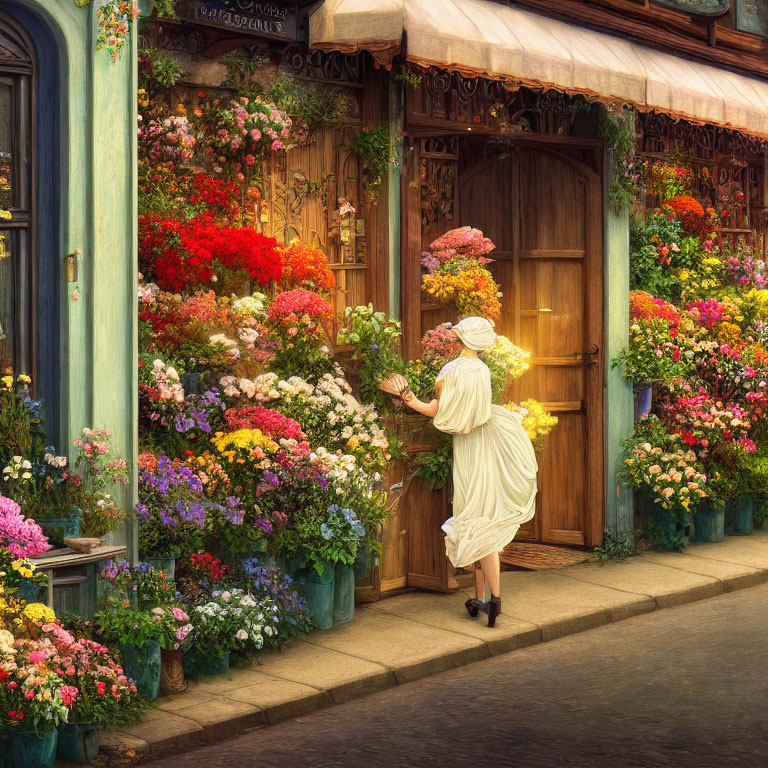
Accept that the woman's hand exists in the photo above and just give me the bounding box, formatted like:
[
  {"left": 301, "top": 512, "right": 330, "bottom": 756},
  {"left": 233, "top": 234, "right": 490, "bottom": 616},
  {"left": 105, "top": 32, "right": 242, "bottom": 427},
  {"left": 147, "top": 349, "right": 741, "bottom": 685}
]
[{"left": 401, "top": 388, "right": 416, "bottom": 407}]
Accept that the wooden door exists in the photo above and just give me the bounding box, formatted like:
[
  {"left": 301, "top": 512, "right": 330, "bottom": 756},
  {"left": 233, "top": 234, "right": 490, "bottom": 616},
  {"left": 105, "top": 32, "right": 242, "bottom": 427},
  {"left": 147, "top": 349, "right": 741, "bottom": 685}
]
[{"left": 459, "top": 145, "right": 604, "bottom": 548}]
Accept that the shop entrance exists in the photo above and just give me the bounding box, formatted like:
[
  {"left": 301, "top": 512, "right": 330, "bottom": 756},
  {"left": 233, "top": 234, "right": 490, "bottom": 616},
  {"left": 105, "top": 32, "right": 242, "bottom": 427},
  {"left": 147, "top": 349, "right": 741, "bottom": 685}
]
[{"left": 457, "top": 143, "right": 604, "bottom": 548}]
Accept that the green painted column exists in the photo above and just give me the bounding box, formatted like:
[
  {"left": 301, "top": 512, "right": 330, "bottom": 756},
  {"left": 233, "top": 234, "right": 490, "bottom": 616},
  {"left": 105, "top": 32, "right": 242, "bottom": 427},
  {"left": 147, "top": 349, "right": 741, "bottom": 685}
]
[
  {"left": 16, "top": 0, "right": 138, "bottom": 558},
  {"left": 603, "top": 151, "right": 634, "bottom": 536}
]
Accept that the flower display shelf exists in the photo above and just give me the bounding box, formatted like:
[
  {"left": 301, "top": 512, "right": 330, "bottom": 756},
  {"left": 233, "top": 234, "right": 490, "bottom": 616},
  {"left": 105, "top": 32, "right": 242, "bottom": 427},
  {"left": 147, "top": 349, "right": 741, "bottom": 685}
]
[{"left": 28, "top": 545, "right": 127, "bottom": 620}]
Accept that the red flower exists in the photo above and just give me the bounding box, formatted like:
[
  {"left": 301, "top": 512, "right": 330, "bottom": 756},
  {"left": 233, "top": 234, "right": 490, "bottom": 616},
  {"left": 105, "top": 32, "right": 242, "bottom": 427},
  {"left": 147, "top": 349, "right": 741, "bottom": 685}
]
[{"left": 662, "top": 196, "right": 707, "bottom": 236}]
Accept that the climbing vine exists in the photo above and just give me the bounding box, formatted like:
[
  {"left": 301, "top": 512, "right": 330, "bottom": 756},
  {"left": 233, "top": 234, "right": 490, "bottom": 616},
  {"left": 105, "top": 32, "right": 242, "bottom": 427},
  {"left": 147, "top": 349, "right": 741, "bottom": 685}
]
[{"left": 599, "top": 106, "right": 645, "bottom": 213}]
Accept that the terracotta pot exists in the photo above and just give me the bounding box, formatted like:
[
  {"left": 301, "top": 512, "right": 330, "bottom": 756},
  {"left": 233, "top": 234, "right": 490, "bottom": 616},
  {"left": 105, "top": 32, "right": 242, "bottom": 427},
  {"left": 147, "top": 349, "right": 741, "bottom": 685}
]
[{"left": 160, "top": 648, "right": 188, "bottom": 695}]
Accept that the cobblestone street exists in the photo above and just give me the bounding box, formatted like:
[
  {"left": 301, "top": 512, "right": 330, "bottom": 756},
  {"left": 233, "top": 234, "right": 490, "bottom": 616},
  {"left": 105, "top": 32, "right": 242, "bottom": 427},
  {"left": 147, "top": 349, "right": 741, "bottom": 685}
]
[{"left": 146, "top": 582, "right": 768, "bottom": 768}]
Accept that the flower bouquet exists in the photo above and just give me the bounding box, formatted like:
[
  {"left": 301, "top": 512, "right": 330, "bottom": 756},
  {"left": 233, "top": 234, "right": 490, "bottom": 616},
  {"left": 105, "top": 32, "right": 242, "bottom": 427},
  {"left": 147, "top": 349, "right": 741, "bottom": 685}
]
[{"left": 503, "top": 399, "right": 559, "bottom": 453}]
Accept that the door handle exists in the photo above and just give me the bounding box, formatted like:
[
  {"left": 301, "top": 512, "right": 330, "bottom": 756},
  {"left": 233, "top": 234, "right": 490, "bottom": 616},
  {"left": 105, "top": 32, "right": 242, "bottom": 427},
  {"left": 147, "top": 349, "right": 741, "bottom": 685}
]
[
  {"left": 535, "top": 306, "right": 553, "bottom": 312},
  {"left": 582, "top": 344, "right": 599, "bottom": 366}
]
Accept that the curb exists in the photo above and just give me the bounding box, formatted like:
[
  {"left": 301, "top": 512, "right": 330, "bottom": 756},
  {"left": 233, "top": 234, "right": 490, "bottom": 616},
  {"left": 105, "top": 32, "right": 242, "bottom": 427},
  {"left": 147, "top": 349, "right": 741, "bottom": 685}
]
[{"left": 112, "top": 558, "right": 768, "bottom": 763}]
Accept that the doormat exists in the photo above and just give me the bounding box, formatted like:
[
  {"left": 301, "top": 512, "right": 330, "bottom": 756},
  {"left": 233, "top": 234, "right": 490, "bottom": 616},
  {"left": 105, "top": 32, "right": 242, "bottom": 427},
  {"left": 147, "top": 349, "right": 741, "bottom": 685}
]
[{"left": 500, "top": 542, "right": 593, "bottom": 570}]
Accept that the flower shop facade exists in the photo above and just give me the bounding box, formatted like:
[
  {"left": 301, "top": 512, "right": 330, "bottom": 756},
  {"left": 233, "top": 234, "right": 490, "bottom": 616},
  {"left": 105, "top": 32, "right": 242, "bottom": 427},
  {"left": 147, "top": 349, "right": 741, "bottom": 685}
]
[{"left": 131, "top": 0, "right": 768, "bottom": 596}]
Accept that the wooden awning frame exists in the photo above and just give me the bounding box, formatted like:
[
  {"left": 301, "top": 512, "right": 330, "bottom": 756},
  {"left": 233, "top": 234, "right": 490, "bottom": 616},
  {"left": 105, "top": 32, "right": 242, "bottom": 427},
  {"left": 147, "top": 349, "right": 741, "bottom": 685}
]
[{"left": 310, "top": 0, "right": 768, "bottom": 139}]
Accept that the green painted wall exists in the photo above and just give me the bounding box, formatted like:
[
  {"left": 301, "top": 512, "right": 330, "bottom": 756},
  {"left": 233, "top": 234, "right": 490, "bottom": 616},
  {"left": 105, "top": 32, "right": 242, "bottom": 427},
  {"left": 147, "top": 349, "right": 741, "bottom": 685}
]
[
  {"left": 15, "top": 0, "right": 138, "bottom": 557},
  {"left": 603, "top": 151, "right": 634, "bottom": 536}
]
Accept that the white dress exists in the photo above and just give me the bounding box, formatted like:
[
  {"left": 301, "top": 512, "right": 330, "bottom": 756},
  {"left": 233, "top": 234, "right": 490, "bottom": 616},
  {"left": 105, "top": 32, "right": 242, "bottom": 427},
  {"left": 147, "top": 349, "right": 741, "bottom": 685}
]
[{"left": 434, "top": 355, "right": 538, "bottom": 568}]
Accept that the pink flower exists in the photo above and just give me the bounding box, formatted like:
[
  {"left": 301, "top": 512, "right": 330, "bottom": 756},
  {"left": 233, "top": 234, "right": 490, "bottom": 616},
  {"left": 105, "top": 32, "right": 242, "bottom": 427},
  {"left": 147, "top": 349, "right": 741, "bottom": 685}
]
[
  {"left": 60, "top": 686, "right": 79, "bottom": 706},
  {"left": 245, "top": 154, "right": 255, "bottom": 166},
  {"left": 96, "top": 682, "right": 106, "bottom": 696}
]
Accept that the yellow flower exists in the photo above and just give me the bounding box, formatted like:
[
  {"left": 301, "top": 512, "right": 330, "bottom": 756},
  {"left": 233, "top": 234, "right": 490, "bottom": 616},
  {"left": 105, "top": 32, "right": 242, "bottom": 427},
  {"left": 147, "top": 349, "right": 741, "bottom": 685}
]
[
  {"left": 1, "top": 375, "right": 12, "bottom": 389},
  {"left": 22, "top": 602, "right": 55, "bottom": 625},
  {"left": 17, "top": 374, "right": 31, "bottom": 384}
]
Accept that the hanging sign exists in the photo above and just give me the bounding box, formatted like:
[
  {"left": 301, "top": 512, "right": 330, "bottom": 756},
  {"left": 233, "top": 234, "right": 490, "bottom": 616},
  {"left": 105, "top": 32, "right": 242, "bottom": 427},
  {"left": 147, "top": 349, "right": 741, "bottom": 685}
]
[
  {"left": 176, "top": 1, "right": 298, "bottom": 40},
  {"left": 650, "top": 0, "right": 729, "bottom": 15}
]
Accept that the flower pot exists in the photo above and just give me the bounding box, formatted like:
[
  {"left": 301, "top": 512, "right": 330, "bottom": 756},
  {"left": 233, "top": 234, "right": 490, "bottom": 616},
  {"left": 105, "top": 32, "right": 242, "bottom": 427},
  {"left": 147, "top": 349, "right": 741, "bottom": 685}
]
[
  {"left": 654, "top": 507, "right": 694, "bottom": 549},
  {"left": 121, "top": 641, "right": 161, "bottom": 702},
  {"left": 10, "top": 730, "right": 57, "bottom": 768},
  {"left": 160, "top": 648, "right": 188, "bottom": 694},
  {"left": 56, "top": 722, "right": 99, "bottom": 764},
  {"left": 142, "top": 557, "right": 176, "bottom": 582},
  {"left": 332, "top": 563, "right": 355, "bottom": 626},
  {"left": 0, "top": 728, "right": 12, "bottom": 768},
  {"left": 297, "top": 562, "right": 335, "bottom": 629},
  {"left": 724, "top": 494, "right": 753, "bottom": 536},
  {"left": 633, "top": 384, "right": 653, "bottom": 421},
  {"left": 692, "top": 501, "right": 725, "bottom": 543},
  {"left": 184, "top": 649, "right": 230, "bottom": 677}
]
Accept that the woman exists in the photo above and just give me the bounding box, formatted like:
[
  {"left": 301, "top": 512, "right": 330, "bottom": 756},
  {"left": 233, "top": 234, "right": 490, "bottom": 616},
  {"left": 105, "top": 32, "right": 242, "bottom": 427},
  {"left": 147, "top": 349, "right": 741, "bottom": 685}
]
[{"left": 400, "top": 316, "right": 538, "bottom": 627}]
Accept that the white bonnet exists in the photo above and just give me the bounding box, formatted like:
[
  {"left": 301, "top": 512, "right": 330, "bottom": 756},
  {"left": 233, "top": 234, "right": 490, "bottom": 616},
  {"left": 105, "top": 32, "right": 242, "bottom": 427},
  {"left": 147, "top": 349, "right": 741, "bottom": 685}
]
[{"left": 450, "top": 316, "right": 497, "bottom": 351}]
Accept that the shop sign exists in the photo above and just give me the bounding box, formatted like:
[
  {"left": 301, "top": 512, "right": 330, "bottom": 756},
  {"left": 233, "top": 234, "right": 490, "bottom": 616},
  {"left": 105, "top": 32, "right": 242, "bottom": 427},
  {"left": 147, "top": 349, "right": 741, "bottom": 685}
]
[
  {"left": 735, "top": 0, "right": 768, "bottom": 39},
  {"left": 176, "top": 1, "right": 297, "bottom": 40},
  {"left": 650, "top": 0, "right": 729, "bottom": 15}
]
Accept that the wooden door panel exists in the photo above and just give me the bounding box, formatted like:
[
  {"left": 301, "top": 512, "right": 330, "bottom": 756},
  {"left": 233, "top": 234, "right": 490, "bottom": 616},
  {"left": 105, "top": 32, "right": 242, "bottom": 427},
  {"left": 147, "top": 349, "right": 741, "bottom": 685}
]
[
  {"left": 538, "top": 413, "right": 586, "bottom": 544},
  {"left": 459, "top": 144, "right": 603, "bottom": 548}
]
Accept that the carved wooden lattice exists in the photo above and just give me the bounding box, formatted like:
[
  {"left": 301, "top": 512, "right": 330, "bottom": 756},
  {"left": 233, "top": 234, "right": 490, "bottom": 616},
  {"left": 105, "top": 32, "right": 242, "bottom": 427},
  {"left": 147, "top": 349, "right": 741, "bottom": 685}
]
[{"left": 408, "top": 69, "right": 593, "bottom": 135}]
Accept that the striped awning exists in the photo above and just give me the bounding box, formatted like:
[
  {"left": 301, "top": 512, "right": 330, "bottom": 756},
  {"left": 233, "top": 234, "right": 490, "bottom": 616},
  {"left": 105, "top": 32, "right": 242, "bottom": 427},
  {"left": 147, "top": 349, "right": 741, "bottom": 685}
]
[{"left": 310, "top": 0, "right": 768, "bottom": 138}]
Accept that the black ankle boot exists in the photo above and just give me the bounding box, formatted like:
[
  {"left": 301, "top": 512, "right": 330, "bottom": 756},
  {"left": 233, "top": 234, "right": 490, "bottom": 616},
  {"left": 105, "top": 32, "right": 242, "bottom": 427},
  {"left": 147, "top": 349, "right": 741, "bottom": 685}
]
[
  {"left": 487, "top": 596, "right": 501, "bottom": 628},
  {"left": 464, "top": 598, "right": 483, "bottom": 618}
]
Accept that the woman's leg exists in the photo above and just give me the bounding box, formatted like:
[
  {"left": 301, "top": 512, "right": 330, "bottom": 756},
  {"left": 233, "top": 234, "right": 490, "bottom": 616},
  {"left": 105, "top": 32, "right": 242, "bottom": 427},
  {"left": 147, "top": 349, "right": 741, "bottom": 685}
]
[
  {"left": 479, "top": 551, "right": 500, "bottom": 597},
  {"left": 473, "top": 561, "right": 485, "bottom": 601}
]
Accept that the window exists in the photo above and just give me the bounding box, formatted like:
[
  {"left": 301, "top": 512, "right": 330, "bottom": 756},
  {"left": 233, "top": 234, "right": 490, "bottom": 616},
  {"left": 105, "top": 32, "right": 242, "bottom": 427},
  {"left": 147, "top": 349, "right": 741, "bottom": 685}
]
[{"left": 0, "top": 15, "right": 34, "bottom": 383}]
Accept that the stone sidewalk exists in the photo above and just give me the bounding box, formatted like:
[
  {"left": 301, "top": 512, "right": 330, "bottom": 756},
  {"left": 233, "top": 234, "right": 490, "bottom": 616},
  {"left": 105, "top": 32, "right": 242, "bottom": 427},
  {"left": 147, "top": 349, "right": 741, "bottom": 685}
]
[{"left": 106, "top": 532, "right": 768, "bottom": 762}]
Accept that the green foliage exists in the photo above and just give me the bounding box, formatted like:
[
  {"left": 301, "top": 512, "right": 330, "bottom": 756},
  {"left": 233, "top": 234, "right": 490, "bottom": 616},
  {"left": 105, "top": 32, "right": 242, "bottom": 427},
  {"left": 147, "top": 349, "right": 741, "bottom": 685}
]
[
  {"left": 139, "top": 48, "right": 186, "bottom": 95},
  {"left": 337, "top": 304, "right": 404, "bottom": 408},
  {"left": 395, "top": 66, "right": 422, "bottom": 89},
  {"left": 220, "top": 49, "right": 270, "bottom": 90},
  {"left": 412, "top": 442, "right": 452, "bottom": 491},
  {"left": 629, "top": 209, "right": 687, "bottom": 302},
  {"left": 352, "top": 126, "right": 391, "bottom": 200},
  {"left": 598, "top": 107, "right": 644, "bottom": 213},
  {"left": 95, "top": 599, "right": 172, "bottom": 650},
  {"left": 153, "top": 0, "right": 178, "bottom": 18},
  {"left": 593, "top": 530, "right": 636, "bottom": 562},
  {"left": 220, "top": 51, "right": 350, "bottom": 131}
]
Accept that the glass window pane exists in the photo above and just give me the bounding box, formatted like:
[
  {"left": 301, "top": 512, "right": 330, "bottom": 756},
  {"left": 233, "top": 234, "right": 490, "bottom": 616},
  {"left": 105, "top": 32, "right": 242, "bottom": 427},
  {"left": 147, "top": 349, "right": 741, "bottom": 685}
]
[{"left": 0, "top": 78, "right": 12, "bottom": 210}]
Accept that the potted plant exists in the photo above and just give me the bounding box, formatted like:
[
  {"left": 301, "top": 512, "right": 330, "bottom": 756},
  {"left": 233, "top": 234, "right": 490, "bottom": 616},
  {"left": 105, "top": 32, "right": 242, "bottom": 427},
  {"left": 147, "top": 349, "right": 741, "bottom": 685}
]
[
  {"left": 185, "top": 588, "right": 273, "bottom": 676},
  {"left": 620, "top": 419, "right": 707, "bottom": 551},
  {"left": 238, "top": 560, "right": 313, "bottom": 642},
  {"left": 93, "top": 600, "right": 165, "bottom": 702},
  {"left": 96, "top": 562, "right": 192, "bottom": 699},
  {"left": 315, "top": 504, "right": 366, "bottom": 627},
  {"left": 0, "top": 634, "right": 69, "bottom": 768},
  {"left": 44, "top": 624, "right": 146, "bottom": 764},
  {"left": 136, "top": 454, "right": 208, "bottom": 571}
]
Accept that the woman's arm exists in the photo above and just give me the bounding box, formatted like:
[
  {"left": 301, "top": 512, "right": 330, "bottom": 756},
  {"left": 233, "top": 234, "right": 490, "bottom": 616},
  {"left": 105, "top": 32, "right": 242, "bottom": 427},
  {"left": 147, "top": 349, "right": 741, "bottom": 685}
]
[{"left": 401, "top": 389, "right": 439, "bottom": 418}]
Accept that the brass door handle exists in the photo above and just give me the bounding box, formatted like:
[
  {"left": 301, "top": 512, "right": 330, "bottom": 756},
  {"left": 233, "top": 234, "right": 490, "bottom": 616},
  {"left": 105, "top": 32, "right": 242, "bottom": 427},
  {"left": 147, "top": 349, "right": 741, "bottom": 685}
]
[{"left": 535, "top": 306, "right": 553, "bottom": 312}]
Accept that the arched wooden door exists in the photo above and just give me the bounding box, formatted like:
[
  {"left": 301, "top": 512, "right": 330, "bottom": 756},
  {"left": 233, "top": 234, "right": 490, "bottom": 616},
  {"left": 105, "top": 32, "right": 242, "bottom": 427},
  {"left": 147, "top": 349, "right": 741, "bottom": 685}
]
[{"left": 459, "top": 146, "right": 604, "bottom": 548}]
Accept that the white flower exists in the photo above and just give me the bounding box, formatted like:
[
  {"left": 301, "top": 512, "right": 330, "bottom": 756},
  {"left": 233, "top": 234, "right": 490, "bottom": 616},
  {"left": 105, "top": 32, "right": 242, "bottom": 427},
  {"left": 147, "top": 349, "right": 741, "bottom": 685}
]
[{"left": 235, "top": 629, "right": 248, "bottom": 641}]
